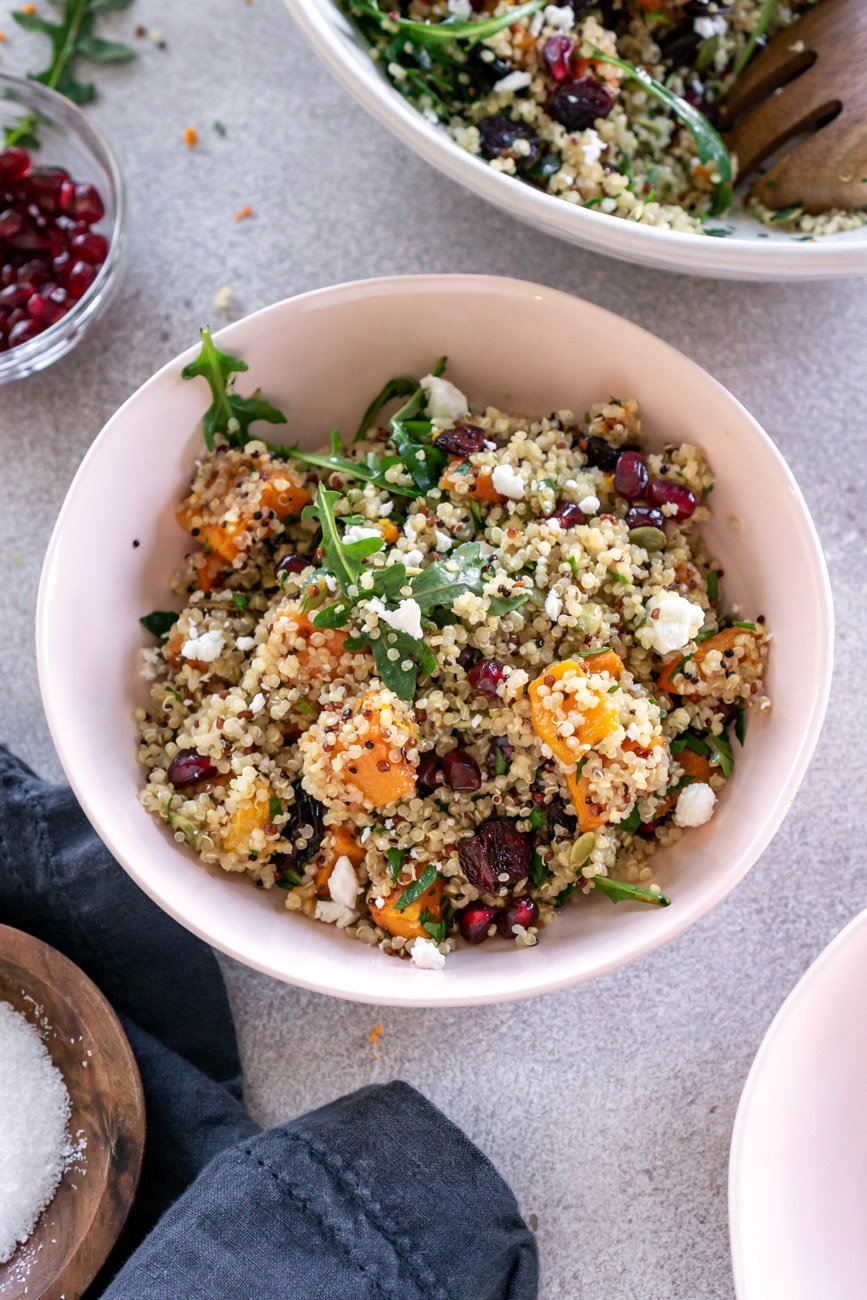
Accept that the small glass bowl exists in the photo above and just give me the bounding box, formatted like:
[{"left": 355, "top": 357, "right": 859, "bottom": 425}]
[{"left": 0, "top": 72, "right": 126, "bottom": 385}]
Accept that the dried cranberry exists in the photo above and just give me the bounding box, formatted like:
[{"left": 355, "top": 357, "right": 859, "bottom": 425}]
[
  {"left": 549, "top": 500, "right": 586, "bottom": 529},
  {"left": 275, "top": 552, "right": 308, "bottom": 578},
  {"left": 647, "top": 477, "right": 698, "bottom": 520},
  {"left": 457, "top": 901, "right": 497, "bottom": 945},
  {"left": 467, "top": 657, "right": 504, "bottom": 697},
  {"left": 486, "top": 734, "right": 514, "bottom": 775},
  {"left": 625, "top": 505, "right": 665, "bottom": 531},
  {"left": 614, "top": 451, "right": 649, "bottom": 501},
  {"left": 547, "top": 77, "right": 615, "bottom": 132},
  {"left": 417, "top": 752, "right": 443, "bottom": 792},
  {"left": 542, "top": 35, "right": 574, "bottom": 82},
  {"left": 167, "top": 750, "right": 217, "bottom": 788},
  {"left": 70, "top": 229, "right": 109, "bottom": 266},
  {"left": 442, "top": 748, "right": 482, "bottom": 792},
  {"left": 59, "top": 180, "right": 104, "bottom": 225},
  {"left": 0, "top": 147, "right": 31, "bottom": 184},
  {"left": 496, "top": 895, "right": 539, "bottom": 936},
  {"left": 458, "top": 818, "right": 532, "bottom": 896},
  {"left": 582, "top": 435, "right": 620, "bottom": 471},
  {"left": 478, "top": 115, "right": 542, "bottom": 174},
  {"left": 435, "top": 423, "right": 487, "bottom": 457}
]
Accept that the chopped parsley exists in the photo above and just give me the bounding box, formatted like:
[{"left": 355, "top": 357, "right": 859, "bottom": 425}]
[{"left": 394, "top": 864, "right": 439, "bottom": 911}]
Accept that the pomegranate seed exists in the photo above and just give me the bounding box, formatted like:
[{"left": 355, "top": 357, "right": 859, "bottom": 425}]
[
  {"left": 542, "top": 35, "right": 574, "bottom": 82},
  {"left": 416, "top": 752, "right": 442, "bottom": 793},
  {"left": 614, "top": 451, "right": 649, "bottom": 501},
  {"left": 16, "top": 259, "right": 50, "bottom": 288},
  {"left": 167, "top": 750, "right": 217, "bottom": 788},
  {"left": 458, "top": 818, "right": 532, "bottom": 896},
  {"left": 0, "top": 208, "right": 25, "bottom": 241},
  {"left": 275, "top": 552, "right": 308, "bottom": 578},
  {"left": 647, "top": 477, "right": 698, "bottom": 520},
  {"left": 52, "top": 250, "right": 72, "bottom": 280},
  {"left": 0, "top": 283, "right": 29, "bottom": 310},
  {"left": 7, "top": 308, "right": 26, "bottom": 328},
  {"left": 549, "top": 500, "right": 586, "bottom": 529},
  {"left": 625, "top": 505, "right": 665, "bottom": 531},
  {"left": 70, "top": 229, "right": 109, "bottom": 265},
  {"left": 0, "top": 148, "right": 31, "bottom": 184},
  {"left": 441, "top": 747, "right": 482, "bottom": 792},
  {"left": 59, "top": 181, "right": 104, "bottom": 224},
  {"left": 28, "top": 285, "right": 69, "bottom": 326},
  {"left": 8, "top": 317, "right": 44, "bottom": 346},
  {"left": 467, "top": 657, "right": 504, "bottom": 697},
  {"left": 1, "top": 263, "right": 16, "bottom": 287},
  {"left": 435, "top": 423, "right": 487, "bottom": 457},
  {"left": 457, "top": 901, "right": 497, "bottom": 944},
  {"left": 27, "top": 166, "right": 70, "bottom": 216},
  {"left": 496, "top": 895, "right": 539, "bottom": 937}
]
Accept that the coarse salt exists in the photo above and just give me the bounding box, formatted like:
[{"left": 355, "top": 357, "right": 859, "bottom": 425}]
[{"left": 0, "top": 1001, "right": 80, "bottom": 1264}]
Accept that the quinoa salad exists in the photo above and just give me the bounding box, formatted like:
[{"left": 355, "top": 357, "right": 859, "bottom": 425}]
[
  {"left": 136, "top": 328, "right": 770, "bottom": 970},
  {"left": 340, "top": 0, "right": 864, "bottom": 238}
]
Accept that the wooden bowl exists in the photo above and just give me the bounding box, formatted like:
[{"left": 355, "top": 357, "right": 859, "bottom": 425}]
[{"left": 0, "top": 926, "right": 145, "bottom": 1300}]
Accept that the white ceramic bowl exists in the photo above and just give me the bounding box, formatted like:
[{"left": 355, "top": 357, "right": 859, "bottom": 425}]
[
  {"left": 37, "top": 275, "right": 833, "bottom": 1005},
  {"left": 283, "top": 0, "right": 867, "bottom": 281},
  {"left": 730, "top": 907, "right": 867, "bottom": 1300}
]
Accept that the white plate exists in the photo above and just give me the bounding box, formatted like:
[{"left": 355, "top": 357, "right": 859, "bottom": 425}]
[
  {"left": 37, "top": 275, "right": 832, "bottom": 1005},
  {"left": 730, "top": 907, "right": 867, "bottom": 1300},
  {"left": 283, "top": 0, "right": 867, "bottom": 281}
]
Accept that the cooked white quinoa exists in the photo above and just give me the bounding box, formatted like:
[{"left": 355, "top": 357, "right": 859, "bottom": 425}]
[
  {"left": 346, "top": 0, "right": 864, "bottom": 238},
  {"left": 137, "top": 369, "right": 769, "bottom": 965}
]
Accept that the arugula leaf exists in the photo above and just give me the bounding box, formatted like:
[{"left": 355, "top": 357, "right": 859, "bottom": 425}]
[
  {"left": 732, "top": 0, "right": 780, "bottom": 79},
  {"left": 311, "top": 602, "right": 352, "bottom": 629},
  {"left": 489, "top": 592, "right": 529, "bottom": 616},
  {"left": 553, "top": 881, "right": 579, "bottom": 910},
  {"left": 369, "top": 628, "right": 436, "bottom": 700},
  {"left": 617, "top": 804, "right": 642, "bottom": 835},
  {"left": 182, "top": 327, "right": 287, "bottom": 452},
  {"left": 302, "top": 485, "right": 360, "bottom": 596},
  {"left": 410, "top": 542, "right": 486, "bottom": 613},
  {"left": 592, "top": 877, "right": 671, "bottom": 907},
  {"left": 380, "top": 0, "right": 544, "bottom": 45},
  {"left": 708, "top": 730, "right": 734, "bottom": 778},
  {"left": 671, "top": 732, "right": 711, "bottom": 758},
  {"left": 7, "top": 0, "right": 135, "bottom": 146},
  {"left": 394, "top": 864, "right": 439, "bottom": 911},
  {"left": 140, "top": 610, "right": 179, "bottom": 641},
  {"left": 355, "top": 374, "right": 419, "bottom": 442},
  {"left": 585, "top": 43, "right": 733, "bottom": 215},
  {"left": 387, "top": 847, "right": 408, "bottom": 881}
]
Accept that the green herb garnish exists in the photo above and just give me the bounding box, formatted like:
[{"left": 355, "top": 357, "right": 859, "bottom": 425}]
[
  {"left": 607, "top": 568, "right": 631, "bottom": 585},
  {"left": 707, "top": 569, "right": 719, "bottom": 602},
  {"left": 140, "top": 609, "right": 179, "bottom": 641},
  {"left": 585, "top": 43, "right": 733, "bottom": 216},
  {"left": 670, "top": 732, "right": 711, "bottom": 758},
  {"left": 530, "top": 850, "right": 548, "bottom": 889},
  {"left": 387, "top": 847, "right": 408, "bottom": 881},
  {"left": 394, "top": 864, "right": 439, "bottom": 911},
  {"left": 708, "top": 730, "right": 734, "bottom": 778},
  {"left": 489, "top": 592, "right": 529, "bottom": 616},
  {"left": 618, "top": 804, "right": 642, "bottom": 835},
  {"left": 268, "top": 796, "right": 282, "bottom": 820},
  {"left": 592, "top": 877, "right": 670, "bottom": 907},
  {"left": 232, "top": 592, "right": 250, "bottom": 611},
  {"left": 355, "top": 373, "right": 419, "bottom": 442},
  {"left": 735, "top": 707, "right": 747, "bottom": 746}
]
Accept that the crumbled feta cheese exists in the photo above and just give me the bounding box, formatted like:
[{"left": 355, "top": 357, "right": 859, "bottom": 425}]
[
  {"left": 447, "top": 0, "right": 471, "bottom": 15},
  {"left": 235, "top": 635, "right": 256, "bottom": 651},
  {"left": 181, "top": 628, "right": 224, "bottom": 663},
  {"left": 494, "top": 70, "right": 532, "bottom": 94},
  {"left": 434, "top": 529, "right": 453, "bottom": 552},
  {"left": 491, "top": 464, "right": 525, "bottom": 500},
  {"left": 673, "top": 782, "right": 717, "bottom": 828},
  {"left": 421, "top": 375, "right": 468, "bottom": 424},
  {"left": 250, "top": 692, "right": 265, "bottom": 714},
  {"left": 563, "top": 479, "right": 578, "bottom": 490},
  {"left": 578, "top": 494, "right": 600, "bottom": 515},
  {"left": 343, "top": 524, "right": 382, "bottom": 545},
  {"left": 141, "top": 647, "right": 162, "bottom": 681},
  {"left": 580, "top": 129, "right": 604, "bottom": 167},
  {"left": 360, "top": 826, "right": 371, "bottom": 844},
  {"left": 373, "top": 896, "right": 385, "bottom": 909},
  {"left": 529, "top": 9, "right": 544, "bottom": 35},
  {"left": 641, "top": 593, "right": 704, "bottom": 656},
  {"left": 314, "top": 899, "right": 356, "bottom": 929},
  {"left": 694, "top": 13, "right": 727, "bottom": 37},
  {"left": 328, "top": 855, "right": 360, "bottom": 909},
  {"left": 379, "top": 501, "right": 394, "bottom": 516},
  {"left": 368, "top": 596, "right": 424, "bottom": 641},
  {"left": 544, "top": 3, "right": 574, "bottom": 30},
  {"left": 402, "top": 549, "right": 424, "bottom": 570},
  {"left": 483, "top": 440, "right": 497, "bottom": 451},
  {"left": 544, "top": 590, "right": 563, "bottom": 622},
  {"left": 323, "top": 573, "right": 338, "bottom": 592},
  {"left": 410, "top": 937, "right": 446, "bottom": 970}
]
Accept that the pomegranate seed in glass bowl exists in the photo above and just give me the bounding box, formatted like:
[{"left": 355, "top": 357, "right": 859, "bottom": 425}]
[{"left": 0, "top": 72, "right": 125, "bottom": 385}]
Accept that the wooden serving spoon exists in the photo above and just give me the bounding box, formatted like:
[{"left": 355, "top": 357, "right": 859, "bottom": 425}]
[
  {"left": 0, "top": 926, "right": 145, "bottom": 1300},
  {"left": 720, "top": 0, "right": 867, "bottom": 213}
]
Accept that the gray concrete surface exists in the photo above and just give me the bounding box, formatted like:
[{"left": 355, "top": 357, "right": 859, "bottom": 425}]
[{"left": 1, "top": 2, "right": 864, "bottom": 1295}]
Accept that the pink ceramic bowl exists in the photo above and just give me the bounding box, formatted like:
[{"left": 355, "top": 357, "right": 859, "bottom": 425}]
[{"left": 37, "top": 276, "right": 833, "bottom": 1006}]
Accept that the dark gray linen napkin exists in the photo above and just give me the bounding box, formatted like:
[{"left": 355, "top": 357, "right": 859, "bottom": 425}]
[{"left": 0, "top": 745, "right": 538, "bottom": 1298}]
